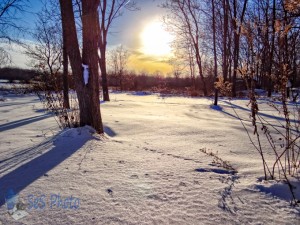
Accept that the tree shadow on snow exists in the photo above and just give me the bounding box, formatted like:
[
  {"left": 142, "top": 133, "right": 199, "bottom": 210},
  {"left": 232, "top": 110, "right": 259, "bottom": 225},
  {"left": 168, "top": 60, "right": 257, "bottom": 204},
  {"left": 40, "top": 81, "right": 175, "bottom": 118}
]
[
  {"left": 0, "top": 99, "right": 40, "bottom": 108},
  {"left": 0, "top": 128, "right": 98, "bottom": 206},
  {"left": 104, "top": 126, "right": 117, "bottom": 137},
  {"left": 221, "top": 100, "right": 299, "bottom": 124},
  {"left": 0, "top": 114, "right": 52, "bottom": 132}
]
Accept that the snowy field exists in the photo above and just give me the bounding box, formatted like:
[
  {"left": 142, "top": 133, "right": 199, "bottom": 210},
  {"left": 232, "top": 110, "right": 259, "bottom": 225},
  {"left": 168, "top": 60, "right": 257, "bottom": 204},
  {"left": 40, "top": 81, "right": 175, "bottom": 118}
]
[{"left": 0, "top": 90, "right": 300, "bottom": 224}]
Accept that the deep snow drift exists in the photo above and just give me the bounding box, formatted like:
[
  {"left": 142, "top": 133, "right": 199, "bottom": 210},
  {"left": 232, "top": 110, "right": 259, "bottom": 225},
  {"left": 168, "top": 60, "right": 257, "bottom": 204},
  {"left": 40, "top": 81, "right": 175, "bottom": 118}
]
[{"left": 0, "top": 91, "right": 299, "bottom": 224}]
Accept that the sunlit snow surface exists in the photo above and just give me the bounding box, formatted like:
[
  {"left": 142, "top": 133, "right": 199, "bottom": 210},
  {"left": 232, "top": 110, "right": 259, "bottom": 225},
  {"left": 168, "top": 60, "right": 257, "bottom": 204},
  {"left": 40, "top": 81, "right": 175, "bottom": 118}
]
[{"left": 0, "top": 90, "right": 299, "bottom": 224}]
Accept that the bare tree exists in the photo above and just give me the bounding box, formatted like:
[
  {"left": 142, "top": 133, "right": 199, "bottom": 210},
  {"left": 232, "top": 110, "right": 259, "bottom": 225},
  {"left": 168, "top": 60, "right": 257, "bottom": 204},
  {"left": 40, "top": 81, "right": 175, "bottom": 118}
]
[
  {"left": 59, "top": 0, "right": 103, "bottom": 133},
  {"left": 211, "top": 0, "right": 219, "bottom": 105},
  {"left": 97, "top": 0, "right": 137, "bottom": 101},
  {"left": 0, "top": 0, "right": 27, "bottom": 68},
  {"left": 169, "top": 57, "right": 184, "bottom": 80},
  {"left": 41, "top": 0, "right": 70, "bottom": 108},
  {"left": 25, "top": 7, "right": 62, "bottom": 76},
  {"left": 171, "top": 36, "right": 196, "bottom": 88},
  {"left": 163, "top": 0, "right": 208, "bottom": 96},
  {"left": 0, "top": 0, "right": 27, "bottom": 42},
  {"left": 222, "top": 0, "right": 229, "bottom": 82},
  {"left": 24, "top": 1, "right": 71, "bottom": 109},
  {"left": 231, "top": 0, "right": 248, "bottom": 97},
  {"left": 109, "top": 44, "right": 129, "bottom": 91}
]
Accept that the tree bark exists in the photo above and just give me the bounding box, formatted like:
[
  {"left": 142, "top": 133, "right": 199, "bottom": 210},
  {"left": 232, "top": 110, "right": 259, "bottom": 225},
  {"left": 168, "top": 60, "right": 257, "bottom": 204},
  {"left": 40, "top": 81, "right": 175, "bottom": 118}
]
[
  {"left": 232, "top": 0, "right": 248, "bottom": 97},
  {"left": 62, "top": 36, "right": 70, "bottom": 109},
  {"left": 267, "top": 0, "right": 276, "bottom": 97},
  {"left": 212, "top": 0, "right": 219, "bottom": 105},
  {"left": 222, "top": 0, "right": 229, "bottom": 81},
  {"left": 82, "top": 0, "right": 103, "bottom": 132},
  {"left": 194, "top": 44, "right": 207, "bottom": 96},
  {"left": 99, "top": 45, "right": 110, "bottom": 101},
  {"left": 98, "top": 0, "right": 110, "bottom": 101},
  {"left": 59, "top": 0, "right": 103, "bottom": 133}
]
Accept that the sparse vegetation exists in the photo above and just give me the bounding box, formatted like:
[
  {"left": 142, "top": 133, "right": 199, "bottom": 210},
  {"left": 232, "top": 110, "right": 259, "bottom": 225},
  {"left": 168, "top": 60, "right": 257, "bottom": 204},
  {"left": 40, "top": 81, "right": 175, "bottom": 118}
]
[{"left": 199, "top": 148, "right": 237, "bottom": 173}]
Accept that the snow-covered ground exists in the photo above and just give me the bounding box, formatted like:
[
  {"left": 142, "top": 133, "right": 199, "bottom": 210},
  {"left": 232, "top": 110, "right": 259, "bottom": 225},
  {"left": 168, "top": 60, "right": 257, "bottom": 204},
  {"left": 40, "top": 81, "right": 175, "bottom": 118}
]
[{"left": 0, "top": 91, "right": 299, "bottom": 224}]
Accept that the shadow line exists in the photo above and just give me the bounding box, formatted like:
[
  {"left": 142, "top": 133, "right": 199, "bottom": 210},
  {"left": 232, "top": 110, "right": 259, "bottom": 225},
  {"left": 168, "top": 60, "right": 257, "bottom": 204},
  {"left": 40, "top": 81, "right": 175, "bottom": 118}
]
[
  {"left": 221, "top": 100, "right": 299, "bottom": 124},
  {"left": 0, "top": 114, "right": 52, "bottom": 132},
  {"left": 104, "top": 126, "right": 117, "bottom": 137},
  {"left": 0, "top": 99, "right": 40, "bottom": 108}
]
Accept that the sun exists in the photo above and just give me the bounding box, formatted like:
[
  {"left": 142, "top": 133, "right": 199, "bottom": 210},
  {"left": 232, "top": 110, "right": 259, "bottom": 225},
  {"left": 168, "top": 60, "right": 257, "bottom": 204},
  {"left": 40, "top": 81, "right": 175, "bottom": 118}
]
[{"left": 140, "top": 21, "right": 174, "bottom": 57}]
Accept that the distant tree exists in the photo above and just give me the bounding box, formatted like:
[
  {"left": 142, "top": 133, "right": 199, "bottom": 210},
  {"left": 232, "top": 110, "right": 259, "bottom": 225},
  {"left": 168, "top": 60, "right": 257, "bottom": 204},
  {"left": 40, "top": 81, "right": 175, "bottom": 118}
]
[
  {"left": 0, "top": 47, "right": 11, "bottom": 68},
  {"left": 170, "top": 36, "right": 196, "bottom": 88},
  {"left": 25, "top": 6, "right": 62, "bottom": 77},
  {"left": 231, "top": 0, "right": 248, "bottom": 97},
  {"left": 222, "top": 0, "right": 230, "bottom": 82},
  {"left": 25, "top": 1, "right": 70, "bottom": 108},
  {"left": 0, "top": 0, "right": 27, "bottom": 42},
  {"left": 163, "top": 0, "right": 208, "bottom": 96},
  {"left": 284, "top": 0, "right": 300, "bottom": 16},
  {"left": 109, "top": 44, "right": 130, "bottom": 91},
  {"left": 168, "top": 56, "right": 185, "bottom": 80},
  {"left": 59, "top": 0, "right": 103, "bottom": 133},
  {"left": 0, "top": 0, "right": 27, "bottom": 68}
]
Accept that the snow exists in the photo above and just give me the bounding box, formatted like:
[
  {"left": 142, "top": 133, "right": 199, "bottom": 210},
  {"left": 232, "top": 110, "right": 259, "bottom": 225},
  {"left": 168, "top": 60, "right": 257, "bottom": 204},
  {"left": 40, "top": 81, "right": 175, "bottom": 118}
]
[
  {"left": 0, "top": 91, "right": 299, "bottom": 224},
  {"left": 255, "top": 178, "right": 300, "bottom": 202},
  {"left": 82, "top": 64, "right": 89, "bottom": 85}
]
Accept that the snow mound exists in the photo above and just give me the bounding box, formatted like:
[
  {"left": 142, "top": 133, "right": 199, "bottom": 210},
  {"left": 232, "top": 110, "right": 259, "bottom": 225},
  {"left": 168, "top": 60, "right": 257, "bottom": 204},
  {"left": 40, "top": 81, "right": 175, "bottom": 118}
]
[
  {"left": 53, "top": 125, "right": 101, "bottom": 147},
  {"left": 59, "top": 126, "right": 96, "bottom": 138}
]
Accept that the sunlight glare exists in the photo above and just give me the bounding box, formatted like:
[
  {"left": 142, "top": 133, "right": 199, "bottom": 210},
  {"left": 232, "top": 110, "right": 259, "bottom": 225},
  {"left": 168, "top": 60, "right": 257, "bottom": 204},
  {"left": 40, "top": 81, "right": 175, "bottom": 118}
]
[{"left": 140, "top": 21, "right": 174, "bottom": 57}]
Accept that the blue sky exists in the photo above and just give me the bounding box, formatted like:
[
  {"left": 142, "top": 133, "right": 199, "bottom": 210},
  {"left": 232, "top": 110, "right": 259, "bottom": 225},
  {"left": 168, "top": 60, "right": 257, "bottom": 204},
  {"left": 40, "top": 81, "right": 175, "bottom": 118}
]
[{"left": 8, "top": 0, "right": 174, "bottom": 74}]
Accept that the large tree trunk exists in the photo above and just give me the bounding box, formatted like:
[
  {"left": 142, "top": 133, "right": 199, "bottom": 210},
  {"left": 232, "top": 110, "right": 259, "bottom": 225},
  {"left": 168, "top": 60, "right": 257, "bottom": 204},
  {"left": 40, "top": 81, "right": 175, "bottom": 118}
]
[
  {"left": 81, "top": 0, "right": 103, "bottom": 132},
  {"left": 59, "top": 0, "right": 103, "bottom": 133}
]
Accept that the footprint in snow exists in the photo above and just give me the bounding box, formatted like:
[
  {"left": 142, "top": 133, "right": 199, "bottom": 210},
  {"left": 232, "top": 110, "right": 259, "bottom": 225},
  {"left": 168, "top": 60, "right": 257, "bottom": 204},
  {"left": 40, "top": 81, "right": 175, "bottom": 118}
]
[
  {"left": 106, "top": 188, "right": 113, "bottom": 196},
  {"left": 179, "top": 182, "right": 187, "bottom": 187}
]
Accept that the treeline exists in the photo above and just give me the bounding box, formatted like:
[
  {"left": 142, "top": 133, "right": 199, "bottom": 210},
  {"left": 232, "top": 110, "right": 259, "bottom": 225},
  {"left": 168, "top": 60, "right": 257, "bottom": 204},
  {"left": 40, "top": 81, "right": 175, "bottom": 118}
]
[
  {"left": 0, "top": 67, "right": 39, "bottom": 83},
  {"left": 162, "top": 0, "right": 300, "bottom": 99},
  {"left": 0, "top": 66, "right": 232, "bottom": 96},
  {"left": 108, "top": 71, "right": 218, "bottom": 96},
  {"left": 0, "top": 66, "right": 218, "bottom": 96}
]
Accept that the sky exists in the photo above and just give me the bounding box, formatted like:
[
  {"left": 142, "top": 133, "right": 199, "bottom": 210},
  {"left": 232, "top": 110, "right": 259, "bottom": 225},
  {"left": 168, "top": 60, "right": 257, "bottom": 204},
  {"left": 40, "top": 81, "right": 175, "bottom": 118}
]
[{"left": 7, "top": 0, "right": 174, "bottom": 75}]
